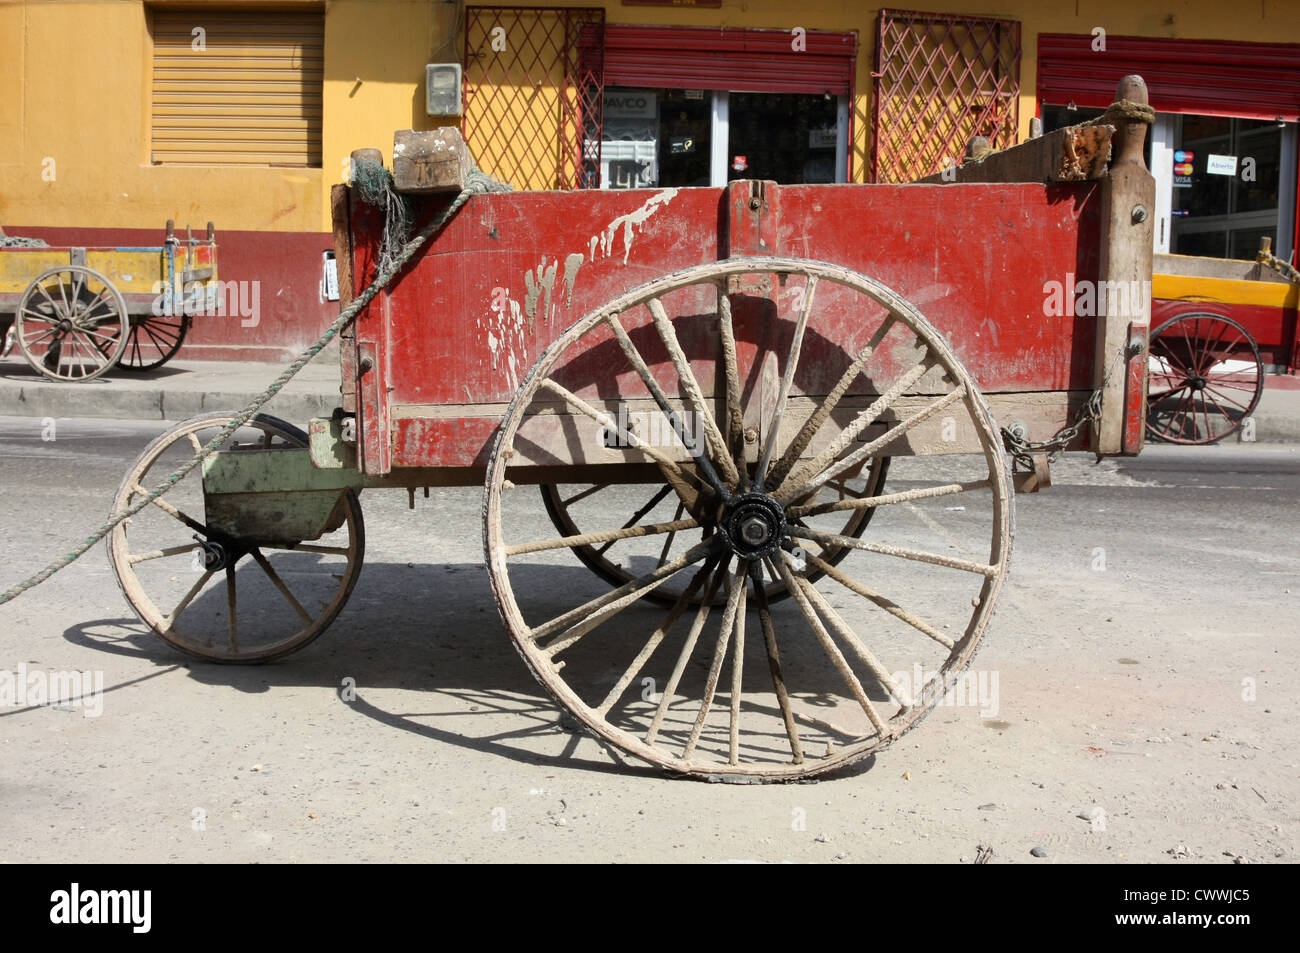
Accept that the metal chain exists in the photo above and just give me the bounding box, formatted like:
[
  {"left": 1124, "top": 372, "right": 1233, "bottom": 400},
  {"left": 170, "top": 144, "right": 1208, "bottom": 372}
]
[
  {"left": 1001, "top": 343, "right": 1136, "bottom": 471},
  {"left": 0, "top": 168, "right": 511, "bottom": 608}
]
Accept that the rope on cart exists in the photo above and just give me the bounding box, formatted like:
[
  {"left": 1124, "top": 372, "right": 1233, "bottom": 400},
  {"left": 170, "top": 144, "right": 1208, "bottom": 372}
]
[
  {"left": 1257, "top": 248, "right": 1300, "bottom": 285},
  {"left": 1081, "top": 99, "right": 1156, "bottom": 128},
  {"left": 0, "top": 167, "right": 512, "bottom": 608}
]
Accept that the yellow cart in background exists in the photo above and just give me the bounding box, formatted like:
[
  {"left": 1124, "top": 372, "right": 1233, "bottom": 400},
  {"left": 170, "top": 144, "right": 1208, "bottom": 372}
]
[{"left": 0, "top": 222, "right": 217, "bottom": 382}]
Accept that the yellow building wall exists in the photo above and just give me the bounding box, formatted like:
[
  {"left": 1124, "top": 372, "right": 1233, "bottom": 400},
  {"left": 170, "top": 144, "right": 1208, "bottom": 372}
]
[{"left": 0, "top": 0, "right": 1295, "bottom": 238}]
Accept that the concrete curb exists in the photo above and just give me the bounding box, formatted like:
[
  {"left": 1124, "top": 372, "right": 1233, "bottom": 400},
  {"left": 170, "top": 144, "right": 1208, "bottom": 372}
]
[{"left": 0, "top": 360, "right": 340, "bottom": 425}]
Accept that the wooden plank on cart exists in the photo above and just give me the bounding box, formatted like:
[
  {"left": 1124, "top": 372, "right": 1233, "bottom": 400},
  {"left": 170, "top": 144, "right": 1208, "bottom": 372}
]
[
  {"left": 913, "top": 124, "right": 1113, "bottom": 184},
  {"left": 392, "top": 128, "right": 472, "bottom": 194},
  {"left": 1094, "top": 75, "right": 1155, "bottom": 455}
]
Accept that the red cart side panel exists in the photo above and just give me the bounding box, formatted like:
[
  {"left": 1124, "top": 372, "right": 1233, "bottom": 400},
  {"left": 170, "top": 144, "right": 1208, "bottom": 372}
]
[{"left": 348, "top": 182, "right": 1101, "bottom": 472}]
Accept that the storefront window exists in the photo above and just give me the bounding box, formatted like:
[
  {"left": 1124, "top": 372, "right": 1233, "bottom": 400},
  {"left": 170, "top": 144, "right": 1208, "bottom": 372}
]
[
  {"left": 1045, "top": 105, "right": 1295, "bottom": 262},
  {"left": 1168, "top": 116, "right": 1285, "bottom": 260},
  {"left": 597, "top": 86, "right": 843, "bottom": 189},
  {"left": 727, "top": 92, "right": 839, "bottom": 184}
]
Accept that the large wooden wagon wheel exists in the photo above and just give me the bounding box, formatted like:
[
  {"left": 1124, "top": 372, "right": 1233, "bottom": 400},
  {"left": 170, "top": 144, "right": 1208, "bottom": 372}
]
[
  {"left": 538, "top": 455, "right": 890, "bottom": 606},
  {"left": 15, "top": 265, "right": 128, "bottom": 382},
  {"left": 484, "top": 258, "right": 1012, "bottom": 780},
  {"left": 1146, "top": 311, "right": 1264, "bottom": 444},
  {"left": 107, "top": 412, "right": 365, "bottom": 663}
]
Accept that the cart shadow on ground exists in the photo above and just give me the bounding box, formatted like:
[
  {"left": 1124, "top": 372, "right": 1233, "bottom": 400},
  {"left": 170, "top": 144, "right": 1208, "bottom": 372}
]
[{"left": 61, "top": 558, "right": 886, "bottom": 781}]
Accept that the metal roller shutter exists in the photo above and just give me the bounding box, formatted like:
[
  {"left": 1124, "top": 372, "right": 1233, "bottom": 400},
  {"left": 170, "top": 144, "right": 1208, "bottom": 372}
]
[
  {"left": 1037, "top": 34, "right": 1300, "bottom": 122},
  {"left": 603, "top": 25, "right": 856, "bottom": 95},
  {"left": 151, "top": 9, "right": 323, "bottom": 166}
]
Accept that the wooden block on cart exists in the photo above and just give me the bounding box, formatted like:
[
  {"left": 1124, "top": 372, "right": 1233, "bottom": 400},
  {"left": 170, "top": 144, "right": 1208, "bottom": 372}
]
[{"left": 392, "top": 128, "right": 472, "bottom": 194}]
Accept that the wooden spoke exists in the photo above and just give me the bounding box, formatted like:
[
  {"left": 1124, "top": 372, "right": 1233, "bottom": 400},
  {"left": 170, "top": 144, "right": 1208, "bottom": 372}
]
[
  {"left": 657, "top": 501, "right": 685, "bottom": 567},
  {"left": 506, "top": 515, "right": 699, "bottom": 557},
  {"left": 792, "top": 525, "right": 999, "bottom": 576},
  {"left": 777, "top": 387, "right": 966, "bottom": 503},
  {"left": 682, "top": 562, "right": 747, "bottom": 761},
  {"left": 251, "top": 549, "right": 314, "bottom": 625},
  {"left": 536, "top": 540, "right": 715, "bottom": 656},
  {"left": 779, "top": 358, "right": 931, "bottom": 495},
  {"left": 128, "top": 544, "right": 198, "bottom": 565},
  {"left": 562, "top": 483, "right": 610, "bottom": 506},
  {"left": 806, "top": 552, "right": 954, "bottom": 650},
  {"left": 133, "top": 482, "right": 208, "bottom": 534},
  {"left": 595, "top": 556, "right": 718, "bottom": 716},
  {"left": 750, "top": 563, "right": 803, "bottom": 763},
  {"left": 162, "top": 569, "right": 214, "bottom": 631},
  {"left": 788, "top": 480, "right": 989, "bottom": 519},
  {"left": 225, "top": 565, "right": 239, "bottom": 652},
  {"left": 755, "top": 275, "right": 816, "bottom": 488},
  {"left": 793, "top": 566, "right": 912, "bottom": 709},
  {"left": 261, "top": 542, "right": 352, "bottom": 556},
  {"left": 595, "top": 484, "right": 674, "bottom": 555},
  {"left": 538, "top": 378, "right": 707, "bottom": 494},
  {"left": 646, "top": 559, "right": 729, "bottom": 744},
  {"left": 646, "top": 296, "right": 740, "bottom": 487},
  {"left": 767, "top": 314, "right": 898, "bottom": 488},
  {"left": 728, "top": 566, "right": 748, "bottom": 765},
  {"left": 601, "top": 312, "right": 726, "bottom": 499},
  {"left": 715, "top": 285, "right": 746, "bottom": 481},
  {"left": 773, "top": 556, "right": 887, "bottom": 735}
]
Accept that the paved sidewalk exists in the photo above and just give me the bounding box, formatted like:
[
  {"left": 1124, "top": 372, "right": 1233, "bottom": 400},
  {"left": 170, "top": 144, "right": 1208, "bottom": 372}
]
[
  {"left": 0, "top": 358, "right": 341, "bottom": 425},
  {"left": 0, "top": 357, "right": 1297, "bottom": 441}
]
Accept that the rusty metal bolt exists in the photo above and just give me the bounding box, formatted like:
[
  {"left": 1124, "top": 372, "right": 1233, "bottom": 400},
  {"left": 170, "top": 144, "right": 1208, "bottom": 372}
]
[
  {"left": 358, "top": 355, "right": 375, "bottom": 373},
  {"left": 1131, "top": 205, "right": 1149, "bottom": 224},
  {"left": 743, "top": 426, "right": 759, "bottom": 443},
  {"left": 749, "top": 198, "right": 761, "bottom": 210}
]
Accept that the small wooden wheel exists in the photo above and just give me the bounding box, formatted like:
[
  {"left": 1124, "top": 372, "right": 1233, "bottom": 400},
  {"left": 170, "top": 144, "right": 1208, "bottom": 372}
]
[
  {"left": 1146, "top": 311, "right": 1264, "bottom": 444},
  {"left": 484, "top": 258, "right": 1012, "bottom": 780},
  {"left": 16, "top": 265, "right": 128, "bottom": 382},
  {"left": 107, "top": 412, "right": 365, "bottom": 663},
  {"left": 537, "top": 456, "right": 890, "bottom": 606}
]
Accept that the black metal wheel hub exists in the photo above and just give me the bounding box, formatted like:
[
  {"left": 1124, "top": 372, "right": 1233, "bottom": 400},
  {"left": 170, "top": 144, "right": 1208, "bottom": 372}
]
[
  {"left": 1189, "top": 374, "right": 1207, "bottom": 391},
  {"left": 192, "top": 533, "right": 244, "bottom": 571},
  {"left": 719, "top": 492, "right": 787, "bottom": 560}
]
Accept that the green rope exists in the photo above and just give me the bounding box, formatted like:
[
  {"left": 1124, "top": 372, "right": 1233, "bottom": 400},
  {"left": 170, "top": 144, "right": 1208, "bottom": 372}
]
[{"left": 0, "top": 166, "right": 511, "bottom": 607}]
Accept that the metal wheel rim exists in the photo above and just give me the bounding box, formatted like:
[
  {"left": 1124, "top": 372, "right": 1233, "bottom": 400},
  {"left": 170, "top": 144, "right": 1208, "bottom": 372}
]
[
  {"left": 537, "top": 456, "right": 891, "bottom": 607},
  {"left": 1145, "top": 311, "right": 1264, "bottom": 445},
  {"left": 15, "top": 265, "right": 129, "bottom": 382},
  {"left": 484, "top": 257, "right": 1013, "bottom": 780},
  {"left": 107, "top": 412, "right": 365, "bottom": 663}
]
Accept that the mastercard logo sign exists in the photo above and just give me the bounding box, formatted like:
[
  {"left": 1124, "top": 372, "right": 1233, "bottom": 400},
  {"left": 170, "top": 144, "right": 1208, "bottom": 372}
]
[{"left": 1174, "top": 162, "right": 1194, "bottom": 175}]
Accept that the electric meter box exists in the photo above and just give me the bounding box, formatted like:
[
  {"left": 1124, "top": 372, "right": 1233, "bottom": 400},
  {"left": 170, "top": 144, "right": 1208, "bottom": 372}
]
[{"left": 426, "top": 63, "right": 463, "bottom": 117}]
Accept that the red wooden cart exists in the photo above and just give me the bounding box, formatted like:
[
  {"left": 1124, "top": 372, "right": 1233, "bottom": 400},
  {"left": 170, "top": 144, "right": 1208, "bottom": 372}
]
[
  {"left": 104, "top": 78, "right": 1155, "bottom": 780},
  {"left": 1147, "top": 249, "right": 1298, "bottom": 444}
]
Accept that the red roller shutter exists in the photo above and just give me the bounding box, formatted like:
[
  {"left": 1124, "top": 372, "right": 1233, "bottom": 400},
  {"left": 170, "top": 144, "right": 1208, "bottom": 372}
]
[
  {"left": 1038, "top": 34, "right": 1300, "bottom": 121},
  {"left": 603, "top": 25, "right": 856, "bottom": 94}
]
